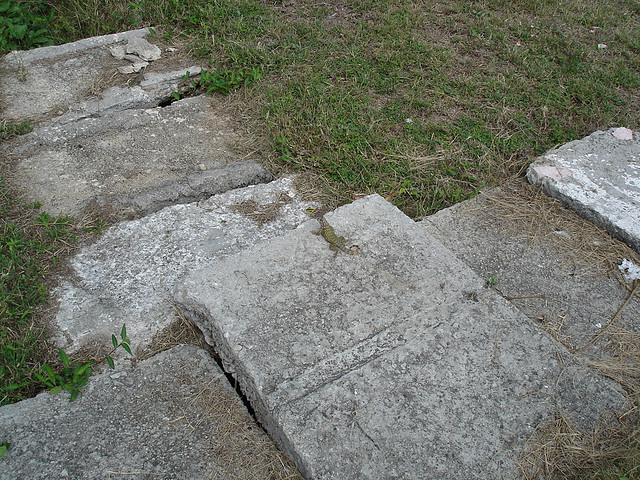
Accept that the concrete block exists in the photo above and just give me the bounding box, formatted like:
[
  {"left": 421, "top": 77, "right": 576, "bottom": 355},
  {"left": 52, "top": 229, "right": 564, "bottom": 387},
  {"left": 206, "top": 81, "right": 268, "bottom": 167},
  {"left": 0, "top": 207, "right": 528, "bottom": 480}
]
[
  {"left": 421, "top": 181, "right": 640, "bottom": 355},
  {"left": 527, "top": 128, "right": 640, "bottom": 253},
  {"left": 3, "top": 95, "right": 268, "bottom": 219},
  {"left": 53, "top": 177, "right": 317, "bottom": 355},
  {"left": 174, "top": 194, "right": 624, "bottom": 479},
  {"left": 0, "top": 345, "right": 293, "bottom": 480},
  {"left": 0, "top": 28, "right": 199, "bottom": 124}
]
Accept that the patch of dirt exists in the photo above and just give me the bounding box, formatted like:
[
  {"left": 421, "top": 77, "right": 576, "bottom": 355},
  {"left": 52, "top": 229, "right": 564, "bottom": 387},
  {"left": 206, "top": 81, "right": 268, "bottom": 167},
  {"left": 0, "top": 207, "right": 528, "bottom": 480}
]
[{"left": 232, "top": 192, "right": 293, "bottom": 225}]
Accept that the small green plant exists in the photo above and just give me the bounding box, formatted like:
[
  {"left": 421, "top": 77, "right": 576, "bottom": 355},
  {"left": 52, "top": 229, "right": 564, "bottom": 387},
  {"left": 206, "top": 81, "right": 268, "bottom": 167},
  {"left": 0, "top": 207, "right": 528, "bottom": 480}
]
[
  {"left": 0, "top": 120, "right": 32, "bottom": 142},
  {"left": 486, "top": 274, "right": 500, "bottom": 289},
  {"left": 0, "top": 441, "right": 8, "bottom": 458},
  {"left": 199, "top": 67, "right": 263, "bottom": 95},
  {"left": 168, "top": 71, "right": 197, "bottom": 102},
  {"left": 170, "top": 67, "right": 263, "bottom": 102},
  {"left": 34, "top": 212, "right": 76, "bottom": 241},
  {"left": 34, "top": 324, "right": 132, "bottom": 402},
  {"left": 0, "top": 0, "right": 55, "bottom": 54},
  {"left": 82, "top": 217, "right": 106, "bottom": 234}
]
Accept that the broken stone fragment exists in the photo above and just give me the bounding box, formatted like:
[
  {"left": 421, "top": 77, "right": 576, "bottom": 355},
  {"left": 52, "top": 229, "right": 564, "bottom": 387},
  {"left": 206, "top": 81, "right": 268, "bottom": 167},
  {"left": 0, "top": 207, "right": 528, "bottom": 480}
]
[
  {"left": 118, "top": 62, "right": 148, "bottom": 74},
  {"left": 528, "top": 164, "right": 573, "bottom": 182},
  {"left": 124, "top": 53, "right": 143, "bottom": 63},
  {"left": 109, "top": 44, "right": 126, "bottom": 60},
  {"left": 125, "top": 37, "right": 161, "bottom": 61}
]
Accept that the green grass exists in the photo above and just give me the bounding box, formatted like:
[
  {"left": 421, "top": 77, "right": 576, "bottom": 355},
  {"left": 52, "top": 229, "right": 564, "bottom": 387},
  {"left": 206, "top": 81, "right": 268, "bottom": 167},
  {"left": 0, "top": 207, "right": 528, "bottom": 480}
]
[
  {"left": 0, "top": 123, "right": 108, "bottom": 405},
  {"left": 0, "top": 0, "right": 55, "bottom": 52},
  {"left": 0, "top": 120, "right": 32, "bottom": 142},
  {"left": 0, "top": 180, "right": 74, "bottom": 405}
]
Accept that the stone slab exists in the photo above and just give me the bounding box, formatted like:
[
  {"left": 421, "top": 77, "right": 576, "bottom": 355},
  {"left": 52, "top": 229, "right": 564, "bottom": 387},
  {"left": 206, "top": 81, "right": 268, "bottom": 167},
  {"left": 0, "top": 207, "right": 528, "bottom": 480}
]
[
  {"left": 174, "top": 194, "right": 624, "bottom": 479},
  {"left": 0, "top": 345, "right": 301, "bottom": 480},
  {"left": 0, "top": 28, "right": 200, "bottom": 124},
  {"left": 3, "top": 95, "right": 269, "bottom": 219},
  {"left": 53, "top": 176, "right": 317, "bottom": 356},
  {"left": 527, "top": 128, "right": 640, "bottom": 253},
  {"left": 421, "top": 180, "right": 640, "bottom": 356}
]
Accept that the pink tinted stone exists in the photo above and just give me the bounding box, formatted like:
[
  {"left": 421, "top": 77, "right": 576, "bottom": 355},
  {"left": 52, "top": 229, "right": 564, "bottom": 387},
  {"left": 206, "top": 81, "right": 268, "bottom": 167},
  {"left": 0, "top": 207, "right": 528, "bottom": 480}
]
[
  {"left": 530, "top": 165, "right": 574, "bottom": 182},
  {"left": 612, "top": 127, "right": 633, "bottom": 140}
]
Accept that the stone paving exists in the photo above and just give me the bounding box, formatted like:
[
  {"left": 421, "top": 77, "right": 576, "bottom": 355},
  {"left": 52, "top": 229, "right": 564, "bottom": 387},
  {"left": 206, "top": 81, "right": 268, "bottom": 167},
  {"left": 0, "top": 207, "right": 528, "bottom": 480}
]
[{"left": 1, "top": 30, "right": 639, "bottom": 479}]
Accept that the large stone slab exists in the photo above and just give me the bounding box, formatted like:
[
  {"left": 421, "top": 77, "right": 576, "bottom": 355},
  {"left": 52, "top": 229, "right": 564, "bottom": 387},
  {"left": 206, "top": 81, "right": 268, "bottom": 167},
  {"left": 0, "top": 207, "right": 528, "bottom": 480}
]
[
  {"left": 0, "top": 28, "right": 200, "bottom": 124},
  {"left": 421, "top": 180, "right": 640, "bottom": 356},
  {"left": 527, "top": 128, "right": 640, "bottom": 253},
  {"left": 3, "top": 95, "right": 270, "bottom": 219},
  {"left": 174, "top": 195, "right": 624, "bottom": 479},
  {"left": 53, "top": 177, "right": 317, "bottom": 355},
  {"left": 0, "top": 345, "right": 302, "bottom": 480}
]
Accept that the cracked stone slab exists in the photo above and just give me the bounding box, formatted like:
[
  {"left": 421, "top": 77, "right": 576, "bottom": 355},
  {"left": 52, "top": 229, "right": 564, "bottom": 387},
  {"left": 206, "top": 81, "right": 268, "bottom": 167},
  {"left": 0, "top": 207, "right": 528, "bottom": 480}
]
[
  {"left": 0, "top": 28, "right": 200, "bottom": 124},
  {"left": 527, "top": 128, "right": 640, "bottom": 253},
  {"left": 3, "top": 95, "right": 269, "bottom": 219},
  {"left": 0, "top": 345, "right": 301, "bottom": 480},
  {"left": 174, "top": 194, "right": 625, "bottom": 479},
  {"left": 53, "top": 176, "right": 317, "bottom": 356}
]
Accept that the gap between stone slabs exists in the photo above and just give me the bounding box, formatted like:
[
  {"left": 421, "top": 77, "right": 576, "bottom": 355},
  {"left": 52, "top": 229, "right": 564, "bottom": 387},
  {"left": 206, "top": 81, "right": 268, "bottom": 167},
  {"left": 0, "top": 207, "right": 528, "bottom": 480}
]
[{"left": 0, "top": 345, "right": 303, "bottom": 480}]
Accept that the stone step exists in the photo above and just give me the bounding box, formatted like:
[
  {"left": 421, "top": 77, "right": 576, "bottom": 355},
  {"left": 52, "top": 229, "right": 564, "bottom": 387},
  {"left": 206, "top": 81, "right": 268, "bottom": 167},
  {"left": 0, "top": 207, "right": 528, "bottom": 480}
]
[
  {"left": 53, "top": 176, "right": 317, "bottom": 355},
  {"left": 0, "top": 28, "right": 200, "bottom": 125},
  {"left": 2, "top": 94, "right": 271, "bottom": 220},
  {"left": 421, "top": 179, "right": 640, "bottom": 358},
  {"left": 1, "top": 27, "right": 269, "bottom": 222},
  {"left": 0, "top": 345, "right": 301, "bottom": 480},
  {"left": 173, "top": 194, "right": 624, "bottom": 479}
]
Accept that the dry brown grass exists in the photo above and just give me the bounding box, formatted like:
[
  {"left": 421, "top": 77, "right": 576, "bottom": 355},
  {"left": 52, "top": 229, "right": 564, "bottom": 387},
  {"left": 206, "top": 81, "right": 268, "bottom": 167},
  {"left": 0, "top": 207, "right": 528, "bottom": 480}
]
[
  {"left": 519, "top": 325, "right": 640, "bottom": 479},
  {"left": 187, "top": 382, "right": 304, "bottom": 480},
  {"left": 481, "top": 180, "right": 640, "bottom": 281},
  {"left": 518, "top": 409, "right": 640, "bottom": 480},
  {"left": 486, "top": 181, "right": 640, "bottom": 478},
  {"left": 136, "top": 308, "right": 304, "bottom": 479},
  {"left": 137, "top": 304, "right": 208, "bottom": 361},
  {"left": 519, "top": 325, "right": 640, "bottom": 480}
]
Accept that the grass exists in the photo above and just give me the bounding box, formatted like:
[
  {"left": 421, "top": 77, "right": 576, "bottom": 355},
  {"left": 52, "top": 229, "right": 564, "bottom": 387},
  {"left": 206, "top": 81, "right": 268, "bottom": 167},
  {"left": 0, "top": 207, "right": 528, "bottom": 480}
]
[
  {"left": 0, "top": 174, "right": 106, "bottom": 405},
  {"left": 1, "top": 0, "right": 639, "bottom": 476},
  {"left": 0, "top": 178, "right": 69, "bottom": 405},
  {"left": 518, "top": 323, "right": 640, "bottom": 480},
  {"left": 0, "top": 121, "right": 105, "bottom": 404}
]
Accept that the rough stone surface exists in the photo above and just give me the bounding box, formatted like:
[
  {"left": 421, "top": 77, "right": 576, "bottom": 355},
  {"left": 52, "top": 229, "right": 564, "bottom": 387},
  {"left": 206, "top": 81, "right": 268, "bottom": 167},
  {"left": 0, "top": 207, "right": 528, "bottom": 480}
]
[
  {"left": 527, "top": 128, "right": 640, "bottom": 253},
  {"left": 0, "top": 28, "right": 199, "bottom": 124},
  {"left": 0, "top": 345, "right": 275, "bottom": 480},
  {"left": 174, "top": 194, "right": 624, "bottom": 480},
  {"left": 126, "top": 37, "right": 162, "bottom": 61},
  {"left": 3, "top": 95, "right": 269, "bottom": 219},
  {"left": 421, "top": 180, "right": 640, "bottom": 357},
  {"left": 53, "top": 176, "right": 317, "bottom": 355},
  {"left": 52, "top": 66, "right": 202, "bottom": 124}
]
